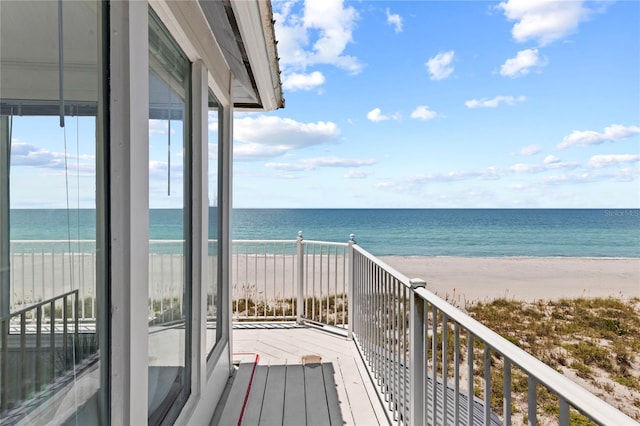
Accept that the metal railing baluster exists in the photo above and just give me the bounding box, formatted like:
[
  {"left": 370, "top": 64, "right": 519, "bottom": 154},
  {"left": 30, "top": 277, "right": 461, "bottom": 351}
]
[
  {"left": 504, "top": 358, "right": 512, "bottom": 425},
  {"left": 20, "top": 313, "right": 26, "bottom": 400},
  {"left": 50, "top": 300, "right": 55, "bottom": 382},
  {"left": 484, "top": 344, "right": 491, "bottom": 426},
  {"left": 467, "top": 332, "right": 474, "bottom": 426},
  {"left": 528, "top": 376, "right": 537, "bottom": 425},
  {"left": 431, "top": 304, "right": 437, "bottom": 424},
  {"left": 36, "top": 306, "right": 42, "bottom": 393},
  {"left": 63, "top": 295, "right": 68, "bottom": 369},
  {"left": 454, "top": 322, "right": 460, "bottom": 425},
  {"left": 442, "top": 313, "right": 449, "bottom": 425},
  {"left": 559, "top": 397, "right": 569, "bottom": 426}
]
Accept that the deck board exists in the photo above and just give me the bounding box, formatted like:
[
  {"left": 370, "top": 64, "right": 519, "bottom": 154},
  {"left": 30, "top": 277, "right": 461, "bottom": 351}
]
[
  {"left": 303, "top": 363, "right": 330, "bottom": 425},
  {"left": 241, "top": 365, "right": 268, "bottom": 425},
  {"left": 322, "top": 363, "right": 343, "bottom": 426},
  {"left": 282, "top": 365, "right": 305, "bottom": 426},
  {"left": 259, "top": 364, "right": 286, "bottom": 426},
  {"left": 213, "top": 362, "right": 256, "bottom": 426},
  {"left": 338, "top": 355, "right": 386, "bottom": 425}
]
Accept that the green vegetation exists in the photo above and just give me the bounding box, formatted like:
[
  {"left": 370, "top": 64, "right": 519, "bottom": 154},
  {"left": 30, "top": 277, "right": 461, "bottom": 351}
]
[{"left": 466, "top": 297, "right": 640, "bottom": 421}]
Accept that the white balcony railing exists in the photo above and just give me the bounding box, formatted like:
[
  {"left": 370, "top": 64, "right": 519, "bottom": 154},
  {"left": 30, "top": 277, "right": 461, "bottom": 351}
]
[{"left": 6, "top": 237, "right": 637, "bottom": 425}]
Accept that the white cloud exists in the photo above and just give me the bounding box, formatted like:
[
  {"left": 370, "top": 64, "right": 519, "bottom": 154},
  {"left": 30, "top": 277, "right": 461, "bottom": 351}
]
[
  {"left": 465, "top": 95, "right": 526, "bottom": 108},
  {"left": 510, "top": 156, "right": 578, "bottom": 173},
  {"left": 543, "top": 155, "right": 560, "bottom": 164},
  {"left": 366, "top": 108, "right": 400, "bottom": 122},
  {"left": 266, "top": 156, "right": 377, "bottom": 172},
  {"left": 537, "top": 167, "right": 640, "bottom": 185},
  {"left": 233, "top": 115, "right": 340, "bottom": 161},
  {"left": 426, "top": 51, "right": 455, "bottom": 80},
  {"left": 515, "top": 144, "right": 541, "bottom": 156},
  {"left": 588, "top": 154, "right": 640, "bottom": 169},
  {"left": 410, "top": 105, "right": 437, "bottom": 121},
  {"left": 510, "top": 163, "right": 542, "bottom": 173},
  {"left": 282, "top": 71, "right": 326, "bottom": 92},
  {"left": 149, "top": 119, "right": 174, "bottom": 135},
  {"left": 207, "top": 112, "right": 219, "bottom": 132},
  {"left": 379, "top": 167, "right": 504, "bottom": 189},
  {"left": 557, "top": 124, "right": 640, "bottom": 149},
  {"left": 500, "top": 49, "right": 545, "bottom": 78},
  {"left": 613, "top": 168, "right": 640, "bottom": 182},
  {"left": 497, "top": 0, "right": 597, "bottom": 46},
  {"left": 367, "top": 108, "right": 387, "bottom": 122},
  {"left": 386, "top": 8, "right": 403, "bottom": 33},
  {"left": 273, "top": 0, "right": 363, "bottom": 78},
  {"left": 264, "top": 162, "right": 308, "bottom": 172},
  {"left": 10, "top": 141, "right": 94, "bottom": 172},
  {"left": 344, "top": 170, "right": 371, "bottom": 179}
]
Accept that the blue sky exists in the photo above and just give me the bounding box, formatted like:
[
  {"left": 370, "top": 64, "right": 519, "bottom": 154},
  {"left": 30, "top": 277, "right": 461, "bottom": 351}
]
[
  {"left": 8, "top": 0, "right": 640, "bottom": 209},
  {"left": 234, "top": 0, "right": 640, "bottom": 208}
]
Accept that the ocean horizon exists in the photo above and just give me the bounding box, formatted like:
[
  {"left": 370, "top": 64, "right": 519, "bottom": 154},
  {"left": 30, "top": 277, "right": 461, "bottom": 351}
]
[{"left": 9, "top": 208, "right": 640, "bottom": 258}]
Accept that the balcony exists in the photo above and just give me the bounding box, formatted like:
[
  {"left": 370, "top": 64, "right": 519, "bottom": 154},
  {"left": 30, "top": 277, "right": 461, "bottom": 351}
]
[{"left": 4, "top": 237, "right": 637, "bottom": 425}]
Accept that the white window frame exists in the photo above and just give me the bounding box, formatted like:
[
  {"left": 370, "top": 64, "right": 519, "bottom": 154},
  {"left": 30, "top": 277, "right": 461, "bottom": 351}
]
[{"left": 109, "top": 1, "right": 234, "bottom": 423}]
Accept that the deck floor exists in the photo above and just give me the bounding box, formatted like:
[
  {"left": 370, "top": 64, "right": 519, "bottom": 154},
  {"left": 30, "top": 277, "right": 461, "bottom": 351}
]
[{"left": 211, "top": 324, "right": 388, "bottom": 426}]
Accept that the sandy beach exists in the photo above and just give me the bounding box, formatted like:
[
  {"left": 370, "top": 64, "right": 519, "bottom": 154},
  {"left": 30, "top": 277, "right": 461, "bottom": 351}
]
[{"left": 380, "top": 256, "right": 640, "bottom": 304}]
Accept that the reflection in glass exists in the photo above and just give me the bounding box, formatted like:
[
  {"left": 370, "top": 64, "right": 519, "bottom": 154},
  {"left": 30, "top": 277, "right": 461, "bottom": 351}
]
[
  {"left": 0, "top": 1, "right": 107, "bottom": 424},
  {"left": 147, "top": 9, "right": 191, "bottom": 424}
]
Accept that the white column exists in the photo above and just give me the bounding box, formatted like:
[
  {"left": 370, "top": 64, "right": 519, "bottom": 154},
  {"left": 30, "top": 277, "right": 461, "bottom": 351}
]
[
  {"left": 190, "top": 60, "right": 209, "bottom": 399},
  {"left": 409, "top": 278, "right": 426, "bottom": 426},
  {"left": 296, "top": 231, "right": 304, "bottom": 324},
  {"left": 109, "top": 1, "right": 149, "bottom": 424}
]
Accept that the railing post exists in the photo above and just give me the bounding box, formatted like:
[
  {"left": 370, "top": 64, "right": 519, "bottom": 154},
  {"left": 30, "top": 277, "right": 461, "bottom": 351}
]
[
  {"left": 347, "top": 234, "right": 356, "bottom": 340},
  {"left": 410, "top": 278, "right": 426, "bottom": 426},
  {"left": 296, "top": 231, "right": 304, "bottom": 324}
]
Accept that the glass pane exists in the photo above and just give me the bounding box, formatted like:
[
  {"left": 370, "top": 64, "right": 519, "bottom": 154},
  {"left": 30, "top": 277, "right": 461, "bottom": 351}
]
[
  {"left": 147, "top": 9, "right": 191, "bottom": 424},
  {"left": 206, "top": 93, "right": 222, "bottom": 357},
  {"left": 0, "top": 1, "right": 107, "bottom": 424}
]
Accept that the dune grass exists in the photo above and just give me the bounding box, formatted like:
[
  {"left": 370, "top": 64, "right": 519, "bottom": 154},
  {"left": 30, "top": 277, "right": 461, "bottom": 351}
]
[{"left": 466, "top": 297, "right": 640, "bottom": 421}]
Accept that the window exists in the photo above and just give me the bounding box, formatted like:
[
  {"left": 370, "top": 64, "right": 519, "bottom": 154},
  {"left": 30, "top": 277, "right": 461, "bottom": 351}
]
[
  {"left": 0, "top": 1, "right": 108, "bottom": 424},
  {"left": 147, "top": 9, "right": 192, "bottom": 424}
]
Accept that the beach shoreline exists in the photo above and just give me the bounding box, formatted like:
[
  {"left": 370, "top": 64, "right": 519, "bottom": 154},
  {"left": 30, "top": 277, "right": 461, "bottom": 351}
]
[{"left": 379, "top": 255, "right": 640, "bottom": 304}]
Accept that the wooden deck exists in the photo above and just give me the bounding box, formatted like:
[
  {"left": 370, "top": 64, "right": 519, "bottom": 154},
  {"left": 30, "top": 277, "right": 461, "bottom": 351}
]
[{"left": 211, "top": 324, "right": 388, "bottom": 425}]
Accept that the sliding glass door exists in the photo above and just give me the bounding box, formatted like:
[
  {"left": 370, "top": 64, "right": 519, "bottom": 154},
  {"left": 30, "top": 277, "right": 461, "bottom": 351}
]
[
  {"left": 0, "top": 1, "right": 108, "bottom": 424},
  {"left": 147, "top": 9, "right": 192, "bottom": 424}
]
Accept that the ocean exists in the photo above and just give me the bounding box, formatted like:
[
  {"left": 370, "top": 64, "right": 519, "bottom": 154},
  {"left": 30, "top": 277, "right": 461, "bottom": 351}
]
[{"left": 9, "top": 208, "right": 640, "bottom": 258}]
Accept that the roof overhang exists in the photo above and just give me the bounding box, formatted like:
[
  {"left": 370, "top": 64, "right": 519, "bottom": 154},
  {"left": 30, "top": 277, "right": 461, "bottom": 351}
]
[
  {"left": 227, "top": 0, "right": 284, "bottom": 111},
  {"left": 197, "top": 0, "right": 284, "bottom": 111}
]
